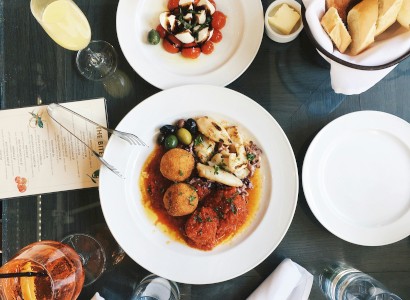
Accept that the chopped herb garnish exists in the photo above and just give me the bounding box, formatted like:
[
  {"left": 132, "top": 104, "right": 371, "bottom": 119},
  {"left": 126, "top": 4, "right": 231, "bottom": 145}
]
[
  {"left": 213, "top": 165, "right": 220, "bottom": 175},
  {"left": 188, "top": 195, "right": 196, "bottom": 205},
  {"left": 214, "top": 207, "right": 225, "bottom": 219},
  {"left": 179, "top": 170, "right": 184, "bottom": 176},
  {"left": 194, "top": 215, "right": 203, "bottom": 223},
  {"left": 247, "top": 153, "right": 256, "bottom": 162},
  {"left": 206, "top": 217, "right": 213, "bottom": 222},
  {"left": 147, "top": 186, "right": 152, "bottom": 195},
  {"left": 194, "top": 135, "right": 203, "bottom": 146},
  {"left": 231, "top": 203, "right": 237, "bottom": 214}
]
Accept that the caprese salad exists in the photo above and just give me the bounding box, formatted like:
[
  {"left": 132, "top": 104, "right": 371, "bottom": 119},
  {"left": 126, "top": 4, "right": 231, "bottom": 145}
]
[{"left": 148, "top": 0, "right": 227, "bottom": 59}]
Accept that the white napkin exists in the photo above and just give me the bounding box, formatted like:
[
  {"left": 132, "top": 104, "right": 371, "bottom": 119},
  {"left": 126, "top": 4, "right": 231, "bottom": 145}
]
[
  {"left": 247, "top": 258, "right": 313, "bottom": 300},
  {"left": 303, "top": 0, "right": 410, "bottom": 95},
  {"left": 90, "top": 292, "right": 105, "bottom": 300}
]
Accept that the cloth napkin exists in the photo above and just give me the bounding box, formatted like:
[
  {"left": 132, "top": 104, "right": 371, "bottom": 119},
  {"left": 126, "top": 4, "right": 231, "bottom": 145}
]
[
  {"left": 247, "top": 258, "right": 313, "bottom": 300},
  {"left": 303, "top": 0, "right": 410, "bottom": 95},
  {"left": 90, "top": 292, "right": 105, "bottom": 300}
]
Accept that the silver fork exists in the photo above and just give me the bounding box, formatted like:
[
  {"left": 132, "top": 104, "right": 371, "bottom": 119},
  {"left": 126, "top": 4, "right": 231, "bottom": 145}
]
[
  {"left": 46, "top": 103, "right": 146, "bottom": 179},
  {"left": 48, "top": 103, "right": 147, "bottom": 146}
]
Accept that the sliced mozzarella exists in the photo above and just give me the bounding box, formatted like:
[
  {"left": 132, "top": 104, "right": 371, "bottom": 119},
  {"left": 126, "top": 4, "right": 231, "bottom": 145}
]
[
  {"left": 175, "top": 30, "right": 195, "bottom": 43},
  {"left": 195, "top": 27, "right": 210, "bottom": 43},
  {"left": 197, "top": 0, "right": 216, "bottom": 15},
  {"left": 179, "top": 0, "right": 194, "bottom": 6},
  {"left": 159, "top": 12, "right": 176, "bottom": 32},
  {"left": 184, "top": 4, "right": 194, "bottom": 20},
  {"left": 196, "top": 10, "right": 207, "bottom": 24}
]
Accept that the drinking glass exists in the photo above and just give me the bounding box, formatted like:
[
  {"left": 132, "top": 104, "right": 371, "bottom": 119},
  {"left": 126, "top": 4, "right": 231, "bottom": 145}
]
[
  {"left": 0, "top": 240, "right": 84, "bottom": 299},
  {"left": 131, "top": 274, "right": 180, "bottom": 300},
  {"left": 30, "top": 0, "right": 117, "bottom": 80},
  {"left": 61, "top": 233, "right": 106, "bottom": 286},
  {"left": 318, "top": 262, "right": 402, "bottom": 300}
]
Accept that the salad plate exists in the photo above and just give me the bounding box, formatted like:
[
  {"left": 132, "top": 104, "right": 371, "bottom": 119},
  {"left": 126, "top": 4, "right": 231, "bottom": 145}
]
[
  {"left": 303, "top": 111, "right": 410, "bottom": 246},
  {"left": 116, "top": 0, "right": 264, "bottom": 89},
  {"left": 99, "top": 85, "right": 298, "bottom": 284}
]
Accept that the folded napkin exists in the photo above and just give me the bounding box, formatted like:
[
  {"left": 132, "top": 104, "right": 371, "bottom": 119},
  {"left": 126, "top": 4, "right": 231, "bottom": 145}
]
[
  {"left": 90, "top": 292, "right": 105, "bottom": 300},
  {"left": 247, "top": 258, "right": 313, "bottom": 300},
  {"left": 303, "top": 0, "right": 410, "bottom": 95}
]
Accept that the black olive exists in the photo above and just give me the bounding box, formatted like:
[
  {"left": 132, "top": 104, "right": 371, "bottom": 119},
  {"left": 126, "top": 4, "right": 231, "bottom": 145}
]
[
  {"left": 157, "top": 134, "right": 165, "bottom": 145},
  {"left": 160, "top": 124, "right": 177, "bottom": 135},
  {"left": 184, "top": 118, "right": 198, "bottom": 135}
]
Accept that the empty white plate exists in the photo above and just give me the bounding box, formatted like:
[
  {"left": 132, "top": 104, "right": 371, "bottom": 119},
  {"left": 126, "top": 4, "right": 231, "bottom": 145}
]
[{"left": 303, "top": 111, "right": 410, "bottom": 246}]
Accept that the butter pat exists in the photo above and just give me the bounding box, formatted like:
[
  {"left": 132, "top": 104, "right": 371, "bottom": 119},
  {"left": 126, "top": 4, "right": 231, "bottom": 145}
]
[{"left": 268, "top": 4, "right": 301, "bottom": 35}]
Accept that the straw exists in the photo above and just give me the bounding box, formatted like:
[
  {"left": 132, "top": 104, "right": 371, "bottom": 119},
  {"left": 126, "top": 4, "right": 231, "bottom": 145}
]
[{"left": 0, "top": 271, "right": 47, "bottom": 278}]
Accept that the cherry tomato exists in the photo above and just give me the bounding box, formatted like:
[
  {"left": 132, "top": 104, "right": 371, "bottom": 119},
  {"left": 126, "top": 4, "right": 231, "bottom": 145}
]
[
  {"left": 181, "top": 43, "right": 201, "bottom": 59},
  {"left": 194, "top": 0, "right": 200, "bottom": 4},
  {"left": 210, "top": 29, "right": 222, "bottom": 43},
  {"left": 201, "top": 41, "right": 214, "bottom": 54},
  {"left": 212, "top": 11, "right": 226, "bottom": 30},
  {"left": 156, "top": 24, "right": 167, "bottom": 39},
  {"left": 163, "top": 35, "right": 182, "bottom": 54},
  {"left": 168, "top": 0, "right": 179, "bottom": 10}
]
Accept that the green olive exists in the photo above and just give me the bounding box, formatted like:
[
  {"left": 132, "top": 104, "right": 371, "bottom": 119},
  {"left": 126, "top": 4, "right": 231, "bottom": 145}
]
[
  {"left": 148, "top": 29, "right": 160, "bottom": 45},
  {"left": 177, "top": 128, "right": 192, "bottom": 145},
  {"left": 164, "top": 135, "right": 178, "bottom": 149}
]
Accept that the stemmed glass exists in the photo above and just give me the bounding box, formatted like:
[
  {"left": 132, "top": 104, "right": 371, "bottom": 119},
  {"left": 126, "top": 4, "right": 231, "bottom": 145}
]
[
  {"left": 0, "top": 240, "right": 85, "bottom": 299},
  {"left": 30, "top": 0, "right": 117, "bottom": 81},
  {"left": 0, "top": 234, "right": 112, "bottom": 299}
]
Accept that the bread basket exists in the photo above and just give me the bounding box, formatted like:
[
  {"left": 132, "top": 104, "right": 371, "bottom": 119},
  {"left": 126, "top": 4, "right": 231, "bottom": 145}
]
[{"left": 301, "top": 5, "right": 410, "bottom": 70}]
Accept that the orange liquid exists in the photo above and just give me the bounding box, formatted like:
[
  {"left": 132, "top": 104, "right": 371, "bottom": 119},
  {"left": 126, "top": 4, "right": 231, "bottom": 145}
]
[{"left": 0, "top": 241, "right": 84, "bottom": 300}]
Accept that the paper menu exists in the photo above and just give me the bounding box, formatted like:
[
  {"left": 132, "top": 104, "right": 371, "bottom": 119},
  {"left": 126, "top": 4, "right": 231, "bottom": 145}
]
[{"left": 0, "top": 98, "right": 108, "bottom": 199}]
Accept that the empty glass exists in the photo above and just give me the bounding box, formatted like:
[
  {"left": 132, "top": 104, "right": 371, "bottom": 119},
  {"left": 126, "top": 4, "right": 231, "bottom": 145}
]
[
  {"left": 319, "top": 263, "right": 402, "bottom": 300},
  {"left": 132, "top": 274, "right": 180, "bottom": 300}
]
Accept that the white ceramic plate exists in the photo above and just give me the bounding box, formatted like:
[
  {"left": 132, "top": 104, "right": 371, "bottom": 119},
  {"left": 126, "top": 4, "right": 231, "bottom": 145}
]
[
  {"left": 99, "top": 85, "right": 298, "bottom": 284},
  {"left": 116, "top": 0, "right": 264, "bottom": 89},
  {"left": 303, "top": 111, "right": 410, "bottom": 246}
]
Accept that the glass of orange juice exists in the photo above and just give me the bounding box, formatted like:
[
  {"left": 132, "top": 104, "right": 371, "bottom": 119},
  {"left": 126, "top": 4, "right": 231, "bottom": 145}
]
[{"left": 30, "top": 0, "right": 117, "bottom": 81}]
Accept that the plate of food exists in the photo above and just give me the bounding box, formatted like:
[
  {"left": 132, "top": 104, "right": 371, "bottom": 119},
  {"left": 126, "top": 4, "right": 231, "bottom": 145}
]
[
  {"left": 99, "top": 85, "right": 298, "bottom": 284},
  {"left": 303, "top": 111, "right": 410, "bottom": 246},
  {"left": 116, "top": 0, "right": 264, "bottom": 89}
]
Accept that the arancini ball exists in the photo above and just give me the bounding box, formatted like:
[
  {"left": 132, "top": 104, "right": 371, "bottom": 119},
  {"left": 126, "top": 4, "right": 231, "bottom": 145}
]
[
  {"left": 163, "top": 183, "right": 198, "bottom": 216},
  {"left": 160, "top": 148, "right": 195, "bottom": 182}
]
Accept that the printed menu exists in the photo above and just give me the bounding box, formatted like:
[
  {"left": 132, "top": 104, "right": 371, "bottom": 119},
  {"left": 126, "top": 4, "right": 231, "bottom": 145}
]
[{"left": 0, "top": 98, "right": 108, "bottom": 199}]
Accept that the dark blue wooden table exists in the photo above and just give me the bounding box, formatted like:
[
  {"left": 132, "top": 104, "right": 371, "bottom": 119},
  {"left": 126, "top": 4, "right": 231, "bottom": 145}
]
[{"left": 1, "top": 0, "right": 409, "bottom": 299}]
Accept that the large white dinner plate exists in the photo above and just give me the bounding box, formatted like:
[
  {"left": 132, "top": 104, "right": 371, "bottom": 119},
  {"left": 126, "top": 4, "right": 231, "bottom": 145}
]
[
  {"left": 99, "top": 85, "right": 298, "bottom": 284},
  {"left": 116, "top": 0, "right": 264, "bottom": 89},
  {"left": 303, "top": 111, "right": 410, "bottom": 246}
]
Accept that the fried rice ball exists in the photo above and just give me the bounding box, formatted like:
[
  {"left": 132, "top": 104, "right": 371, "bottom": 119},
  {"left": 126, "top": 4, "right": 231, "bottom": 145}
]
[
  {"left": 160, "top": 148, "right": 195, "bottom": 182},
  {"left": 163, "top": 183, "right": 199, "bottom": 216}
]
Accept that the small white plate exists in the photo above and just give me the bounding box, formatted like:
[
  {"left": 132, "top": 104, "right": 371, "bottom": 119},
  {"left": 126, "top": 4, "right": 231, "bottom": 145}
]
[
  {"left": 99, "top": 85, "right": 298, "bottom": 284},
  {"left": 116, "top": 0, "right": 264, "bottom": 89},
  {"left": 303, "top": 111, "right": 410, "bottom": 246}
]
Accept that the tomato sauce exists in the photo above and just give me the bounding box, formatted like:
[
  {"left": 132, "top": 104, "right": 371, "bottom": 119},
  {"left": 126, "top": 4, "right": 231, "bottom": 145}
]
[{"left": 140, "top": 145, "right": 262, "bottom": 250}]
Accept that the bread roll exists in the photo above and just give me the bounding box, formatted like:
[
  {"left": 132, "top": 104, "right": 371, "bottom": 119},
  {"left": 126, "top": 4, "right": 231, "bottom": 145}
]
[
  {"left": 321, "top": 7, "right": 352, "bottom": 53},
  {"left": 347, "top": 0, "right": 378, "bottom": 55},
  {"left": 376, "top": 0, "right": 403, "bottom": 35},
  {"left": 397, "top": 0, "right": 410, "bottom": 28},
  {"left": 326, "top": 0, "right": 359, "bottom": 23}
]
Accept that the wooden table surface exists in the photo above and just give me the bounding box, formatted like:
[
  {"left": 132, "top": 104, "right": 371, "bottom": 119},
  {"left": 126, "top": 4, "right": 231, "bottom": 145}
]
[{"left": 1, "top": 0, "right": 409, "bottom": 299}]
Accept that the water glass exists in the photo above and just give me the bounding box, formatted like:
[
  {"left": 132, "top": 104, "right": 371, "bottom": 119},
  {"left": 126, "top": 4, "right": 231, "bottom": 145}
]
[
  {"left": 319, "top": 263, "right": 402, "bottom": 300},
  {"left": 132, "top": 274, "right": 180, "bottom": 300}
]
